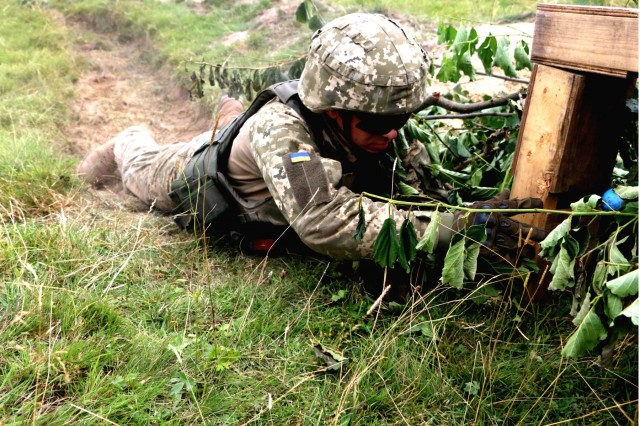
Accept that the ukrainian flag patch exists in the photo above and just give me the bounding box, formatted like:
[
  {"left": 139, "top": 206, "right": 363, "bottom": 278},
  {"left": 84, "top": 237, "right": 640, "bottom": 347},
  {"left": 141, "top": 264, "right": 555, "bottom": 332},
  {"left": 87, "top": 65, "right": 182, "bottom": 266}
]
[{"left": 290, "top": 151, "right": 311, "bottom": 163}]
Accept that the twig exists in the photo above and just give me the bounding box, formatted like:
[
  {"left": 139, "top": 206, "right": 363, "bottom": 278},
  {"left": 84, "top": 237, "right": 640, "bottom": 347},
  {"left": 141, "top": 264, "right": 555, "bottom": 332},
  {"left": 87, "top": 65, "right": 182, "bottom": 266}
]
[
  {"left": 417, "top": 111, "right": 514, "bottom": 120},
  {"left": 418, "top": 90, "right": 525, "bottom": 113}
]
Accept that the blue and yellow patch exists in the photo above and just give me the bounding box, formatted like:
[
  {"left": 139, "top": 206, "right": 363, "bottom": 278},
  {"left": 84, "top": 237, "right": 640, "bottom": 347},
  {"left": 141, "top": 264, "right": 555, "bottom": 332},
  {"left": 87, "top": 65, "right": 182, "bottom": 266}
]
[{"left": 290, "top": 151, "right": 311, "bottom": 163}]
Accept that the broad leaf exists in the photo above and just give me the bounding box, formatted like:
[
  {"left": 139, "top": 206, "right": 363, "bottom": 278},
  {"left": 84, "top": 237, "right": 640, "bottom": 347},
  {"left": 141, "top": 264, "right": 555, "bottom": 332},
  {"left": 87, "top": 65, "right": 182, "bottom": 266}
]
[
  {"left": 548, "top": 246, "right": 575, "bottom": 291},
  {"left": 514, "top": 40, "right": 532, "bottom": 70},
  {"left": 295, "top": 1, "right": 309, "bottom": 23},
  {"left": 373, "top": 218, "right": 399, "bottom": 268},
  {"left": 608, "top": 239, "right": 631, "bottom": 277},
  {"left": 477, "top": 35, "right": 497, "bottom": 74},
  {"left": 570, "top": 194, "right": 600, "bottom": 212},
  {"left": 605, "top": 294, "right": 623, "bottom": 325},
  {"left": 562, "top": 308, "right": 608, "bottom": 358},
  {"left": 572, "top": 292, "right": 591, "bottom": 326},
  {"left": 592, "top": 262, "right": 608, "bottom": 291},
  {"left": 436, "top": 53, "right": 461, "bottom": 83},
  {"left": 614, "top": 185, "right": 638, "bottom": 200},
  {"left": 492, "top": 37, "right": 517, "bottom": 77},
  {"left": 453, "top": 27, "right": 470, "bottom": 56},
  {"left": 308, "top": 15, "right": 324, "bottom": 31},
  {"left": 618, "top": 298, "right": 639, "bottom": 325},
  {"left": 605, "top": 269, "right": 638, "bottom": 297},
  {"left": 397, "top": 181, "right": 419, "bottom": 196},
  {"left": 442, "top": 237, "right": 466, "bottom": 289},
  {"left": 416, "top": 211, "right": 441, "bottom": 254},
  {"left": 437, "top": 23, "right": 457, "bottom": 44},
  {"left": 540, "top": 218, "right": 571, "bottom": 257},
  {"left": 464, "top": 242, "right": 480, "bottom": 280},
  {"left": 400, "top": 220, "right": 418, "bottom": 262}
]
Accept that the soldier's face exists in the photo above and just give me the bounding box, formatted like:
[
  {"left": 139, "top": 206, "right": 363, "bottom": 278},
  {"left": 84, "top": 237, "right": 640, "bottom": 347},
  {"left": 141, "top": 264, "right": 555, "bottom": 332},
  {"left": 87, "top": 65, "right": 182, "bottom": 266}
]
[
  {"left": 350, "top": 114, "right": 399, "bottom": 153},
  {"left": 327, "top": 110, "right": 399, "bottom": 154}
]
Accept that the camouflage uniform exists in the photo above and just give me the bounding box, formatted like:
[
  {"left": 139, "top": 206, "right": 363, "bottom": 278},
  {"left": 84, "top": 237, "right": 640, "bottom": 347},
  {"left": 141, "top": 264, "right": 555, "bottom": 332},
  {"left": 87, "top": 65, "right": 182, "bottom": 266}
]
[{"left": 89, "top": 13, "right": 455, "bottom": 260}]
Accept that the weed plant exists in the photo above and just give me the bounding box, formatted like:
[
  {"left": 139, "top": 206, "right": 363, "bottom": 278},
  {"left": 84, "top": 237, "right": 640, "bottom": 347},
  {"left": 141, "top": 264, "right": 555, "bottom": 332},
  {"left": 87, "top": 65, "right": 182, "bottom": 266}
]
[{"left": 0, "top": 0, "right": 637, "bottom": 424}]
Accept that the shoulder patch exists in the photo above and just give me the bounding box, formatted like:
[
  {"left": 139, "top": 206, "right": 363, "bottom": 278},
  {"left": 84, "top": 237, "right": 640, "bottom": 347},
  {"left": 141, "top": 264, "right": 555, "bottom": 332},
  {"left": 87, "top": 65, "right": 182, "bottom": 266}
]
[{"left": 282, "top": 151, "right": 331, "bottom": 208}]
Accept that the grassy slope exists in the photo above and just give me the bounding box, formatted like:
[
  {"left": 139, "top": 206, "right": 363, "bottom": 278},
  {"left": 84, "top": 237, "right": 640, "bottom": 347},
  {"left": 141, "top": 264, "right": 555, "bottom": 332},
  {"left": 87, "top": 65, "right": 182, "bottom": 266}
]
[{"left": 0, "top": 0, "right": 637, "bottom": 425}]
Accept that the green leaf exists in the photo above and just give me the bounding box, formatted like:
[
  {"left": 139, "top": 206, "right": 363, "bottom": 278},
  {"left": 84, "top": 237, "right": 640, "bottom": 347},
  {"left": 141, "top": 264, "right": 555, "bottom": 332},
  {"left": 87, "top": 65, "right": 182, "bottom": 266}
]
[
  {"left": 397, "top": 181, "right": 420, "bottom": 196},
  {"left": 450, "top": 134, "right": 472, "bottom": 158},
  {"left": 464, "top": 381, "right": 480, "bottom": 396},
  {"left": 453, "top": 27, "right": 469, "bottom": 56},
  {"left": 477, "top": 35, "right": 497, "bottom": 74},
  {"left": 561, "top": 308, "right": 608, "bottom": 358},
  {"left": 465, "top": 224, "right": 487, "bottom": 243},
  {"left": 614, "top": 185, "right": 638, "bottom": 200},
  {"left": 570, "top": 194, "right": 601, "bottom": 212},
  {"left": 354, "top": 207, "right": 366, "bottom": 241},
  {"left": 618, "top": 298, "right": 639, "bottom": 325},
  {"left": 287, "top": 58, "right": 306, "bottom": 80},
  {"left": 331, "top": 289, "right": 347, "bottom": 302},
  {"left": 313, "top": 344, "right": 347, "bottom": 372},
  {"left": 308, "top": 15, "right": 324, "bottom": 31},
  {"left": 592, "top": 262, "right": 608, "bottom": 291},
  {"left": 373, "top": 218, "right": 399, "bottom": 268},
  {"left": 605, "top": 294, "right": 623, "bottom": 325},
  {"left": 436, "top": 53, "right": 461, "bottom": 83},
  {"left": 608, "top": 240, "right": 631, "bottom": 276},
  {"left": 399, "top": 220, "right": 418, "bottom": 266},
  {"left": 430, "top": 164, "right": 470, "bottom": 183},
  {"left": 295, "top": 1, "right": 309, "bottom": 23},
  {"left": 540, "top": 218, "right": 571, "bottom": 257},
  {"left": 406, "top": 320, "right": 435, "bottom": 337},
  {"left": 548, "top": 245, "right": 576, "bottom": 291},
  {"left": 572, "top": 291, "right": 591, "bottom": 326},
  {"left": 456, "top": 51, "right": 475, "bottom": 79},
  {"left": 442, "top": 237, "right": 466, "bottom": 289},
  {"left": 468, "top": 28, "right": 479, "bottom": 55},
  {"left": 416, "top": 211, "right": 441, "bottom": 254},
  {"left": 605, "top": 269, "right": 638, "bottom": 297},
  {"left": 514, "top": 40, "right": 532, "bottom": 70},
  {"left": 437, "top": 23, "right": 457, "bottom": 44},
  {"left": 492, "top": 37, "right": 517, "bottom": 77},
  {"left": 464, "top": 242, "right": 480, "bottom": 280},
  {"left": 470, "top": 187, "right": 500, "bottom": 200}
]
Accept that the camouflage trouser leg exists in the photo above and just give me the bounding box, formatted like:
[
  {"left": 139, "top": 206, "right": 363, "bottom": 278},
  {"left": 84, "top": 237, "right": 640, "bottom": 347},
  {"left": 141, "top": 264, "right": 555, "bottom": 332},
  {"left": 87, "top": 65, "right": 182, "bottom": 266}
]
[
  {"left": 110, "top": 98, "right": 244, "bottom": 211},
  {"left": 112, "top": 127, "right": 212, "bottom": 211}
]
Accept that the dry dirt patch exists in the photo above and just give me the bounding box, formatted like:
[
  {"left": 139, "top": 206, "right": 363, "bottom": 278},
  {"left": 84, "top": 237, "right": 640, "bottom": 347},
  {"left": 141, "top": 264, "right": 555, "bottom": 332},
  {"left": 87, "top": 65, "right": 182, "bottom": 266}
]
[{"left": 64, "top": 19, "right": 212, "bottom": 160}]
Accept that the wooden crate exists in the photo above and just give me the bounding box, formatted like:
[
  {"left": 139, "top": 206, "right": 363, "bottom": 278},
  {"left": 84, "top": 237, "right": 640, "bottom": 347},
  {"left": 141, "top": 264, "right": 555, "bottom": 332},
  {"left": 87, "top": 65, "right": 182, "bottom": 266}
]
[
  {"left": 511, "top": 5, "right": 637, "bottom": 230},
  {"left": 531, "top": 4, "right": 638, "bottom": 77}
]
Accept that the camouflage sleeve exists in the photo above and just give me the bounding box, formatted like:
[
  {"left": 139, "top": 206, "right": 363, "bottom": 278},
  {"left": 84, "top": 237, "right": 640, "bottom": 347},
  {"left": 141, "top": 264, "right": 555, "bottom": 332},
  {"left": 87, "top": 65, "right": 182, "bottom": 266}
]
[{"left": 249, "top": 102, "right": 453, "bottom": 260}]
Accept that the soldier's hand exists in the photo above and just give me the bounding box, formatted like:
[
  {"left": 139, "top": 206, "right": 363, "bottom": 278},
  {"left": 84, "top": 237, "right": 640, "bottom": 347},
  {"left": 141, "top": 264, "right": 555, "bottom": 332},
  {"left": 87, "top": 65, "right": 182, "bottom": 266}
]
[{"left": 454, "top": 190, "right": 548, "bottom": 258}]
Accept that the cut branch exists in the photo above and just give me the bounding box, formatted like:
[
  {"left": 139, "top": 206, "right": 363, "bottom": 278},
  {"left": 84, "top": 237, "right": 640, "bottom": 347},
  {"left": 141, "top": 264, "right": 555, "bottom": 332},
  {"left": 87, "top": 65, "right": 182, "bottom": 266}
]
[
  {"left": 417, "top": 112, "right": 515, "bottom": 120},
  {"left": 417, "top": 90, "right": 527, "bottom": 113}
]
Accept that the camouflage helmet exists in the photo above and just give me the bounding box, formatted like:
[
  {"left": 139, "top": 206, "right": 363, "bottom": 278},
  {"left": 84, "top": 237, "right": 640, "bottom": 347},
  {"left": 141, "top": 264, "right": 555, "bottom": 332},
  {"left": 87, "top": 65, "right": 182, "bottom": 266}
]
[{"left": 298, "top": 13, "right": 430, "bottom": 115}]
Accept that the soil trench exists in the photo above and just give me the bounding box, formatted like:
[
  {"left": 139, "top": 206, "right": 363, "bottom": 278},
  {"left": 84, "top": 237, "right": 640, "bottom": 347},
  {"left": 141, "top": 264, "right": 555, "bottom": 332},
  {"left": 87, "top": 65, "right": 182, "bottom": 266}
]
[{"left": 64, "top": 18, "right": 213, "bottom": 161}]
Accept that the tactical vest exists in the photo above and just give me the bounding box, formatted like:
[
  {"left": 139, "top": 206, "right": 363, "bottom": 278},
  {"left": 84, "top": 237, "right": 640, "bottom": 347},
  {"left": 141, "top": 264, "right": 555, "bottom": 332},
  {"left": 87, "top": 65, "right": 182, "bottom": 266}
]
[{"left": 168, "top": 80, "right": 322, "bottom": 233}]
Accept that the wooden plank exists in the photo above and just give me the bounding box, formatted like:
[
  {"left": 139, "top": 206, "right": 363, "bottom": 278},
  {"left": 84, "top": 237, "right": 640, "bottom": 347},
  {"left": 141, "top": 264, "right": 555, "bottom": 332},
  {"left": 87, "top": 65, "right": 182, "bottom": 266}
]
[
  {"left": 531, "top": 4, "right": 638, "bottom": 77},
  {"left": 511, "top": 64, "right": 633, "bottom": 230},
  {"left": 511, "top": 65, "right": 580, "bottom": 229}
]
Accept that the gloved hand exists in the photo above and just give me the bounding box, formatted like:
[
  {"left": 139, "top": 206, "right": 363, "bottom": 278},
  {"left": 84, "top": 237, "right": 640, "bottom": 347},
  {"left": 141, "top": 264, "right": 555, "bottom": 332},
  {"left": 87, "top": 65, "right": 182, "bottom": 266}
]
[{"left": 454, "top": 190, "right": 548, "bottom": 257}]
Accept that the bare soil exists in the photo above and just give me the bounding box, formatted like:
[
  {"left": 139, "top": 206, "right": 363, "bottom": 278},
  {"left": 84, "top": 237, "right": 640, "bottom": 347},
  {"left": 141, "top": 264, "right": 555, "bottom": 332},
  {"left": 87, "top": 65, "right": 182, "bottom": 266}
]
[{"left": 64, "top": 23, "right": 212, "bottom": 160}]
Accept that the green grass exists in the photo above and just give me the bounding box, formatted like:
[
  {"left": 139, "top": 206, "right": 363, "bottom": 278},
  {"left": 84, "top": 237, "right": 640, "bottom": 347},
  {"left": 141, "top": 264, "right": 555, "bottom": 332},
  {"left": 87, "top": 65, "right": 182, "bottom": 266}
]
[
  {"left": 330, "top": 0, "right": 637, "bottom": 24},
  {"left": 0, "top": 0, "right": 637, "bottom": 424}
]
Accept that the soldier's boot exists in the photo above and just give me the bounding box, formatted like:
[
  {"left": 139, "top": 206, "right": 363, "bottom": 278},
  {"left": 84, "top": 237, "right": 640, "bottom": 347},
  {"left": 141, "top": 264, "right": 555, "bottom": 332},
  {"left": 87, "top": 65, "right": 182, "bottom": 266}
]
[
  {"left": 216, "top": 94, "right": 244, "bottom": 129},
  {"left": 76, "top": 139, "right": 119, "bottom": 188}
]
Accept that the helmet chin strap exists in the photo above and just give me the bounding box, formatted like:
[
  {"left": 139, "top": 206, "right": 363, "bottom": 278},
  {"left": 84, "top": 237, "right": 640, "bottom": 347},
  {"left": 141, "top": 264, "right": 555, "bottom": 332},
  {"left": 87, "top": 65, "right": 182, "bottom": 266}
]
[{"left": 337, "top": 110, "right": 353, "bottom": 145}]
